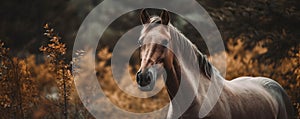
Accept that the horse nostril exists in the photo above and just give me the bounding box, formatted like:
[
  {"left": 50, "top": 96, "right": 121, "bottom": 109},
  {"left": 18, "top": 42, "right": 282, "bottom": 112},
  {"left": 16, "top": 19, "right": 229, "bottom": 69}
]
[
  {"left": 136, "top": 71, "right": 142, "bottom": 84},
  {"left": 136, "top": 69, "right": 156, "bottom": 91},
  {"left": 142, "top": 71, "right": 152, "bottom": 85},
  {"left": 147, "top": 71, "right": 153, "bottom": 82},
  {"left": 137, "top": 70, "right": 141, "bottom": 74},
  {"left": 136, "top": 70, "right": 152, "bottom": 87}
]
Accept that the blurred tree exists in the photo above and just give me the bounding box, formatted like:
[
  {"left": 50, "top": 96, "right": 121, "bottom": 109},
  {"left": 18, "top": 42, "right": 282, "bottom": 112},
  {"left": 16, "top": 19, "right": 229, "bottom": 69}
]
[
  {"left": 1, "top": 0, "right": 299, "bottom": 64},
  {"left": 40, "top": 24, "right": 74, "bottom": 119},
  {"left": 0, "top": 41, "right": 39, "bottom": 118},
  {"left": 198, "top": 0, "right": 300, "bottom": 63},
  {"left": 0, "top": 0, "right": 81, "bottom": 58},
  {"left": 0, "top": 0, "right": 299, "bottom": 117}
]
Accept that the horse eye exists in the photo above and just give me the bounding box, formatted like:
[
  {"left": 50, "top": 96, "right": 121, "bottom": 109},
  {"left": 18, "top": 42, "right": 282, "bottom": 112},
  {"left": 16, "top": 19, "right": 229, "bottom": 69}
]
[{"left": 161, "top": 40, "right": 169, "bottom": 46}]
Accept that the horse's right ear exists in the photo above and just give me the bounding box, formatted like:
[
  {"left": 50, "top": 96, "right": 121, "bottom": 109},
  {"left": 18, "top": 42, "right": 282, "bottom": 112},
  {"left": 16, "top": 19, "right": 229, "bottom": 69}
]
[
  {"left": 140, "top": 9, "right": 150, "bottom": 24},
  {"left": 160, "top": 9, "right": 170, "bottom": 25}
]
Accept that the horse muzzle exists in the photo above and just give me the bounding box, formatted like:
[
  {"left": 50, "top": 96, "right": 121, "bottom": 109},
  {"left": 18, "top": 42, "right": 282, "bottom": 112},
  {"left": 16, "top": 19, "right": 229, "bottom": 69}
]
[{"left": 136, "top": 67, "right": 157, "bottom": 91}]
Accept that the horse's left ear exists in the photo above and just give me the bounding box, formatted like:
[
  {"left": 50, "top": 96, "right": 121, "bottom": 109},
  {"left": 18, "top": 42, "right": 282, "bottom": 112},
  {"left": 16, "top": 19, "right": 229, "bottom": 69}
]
[
  {"left": 160, "top": 9, "right": 170, "bottom": 25},
  {"left": 140, "top": 9, "right": 150, "bottom": 24}
]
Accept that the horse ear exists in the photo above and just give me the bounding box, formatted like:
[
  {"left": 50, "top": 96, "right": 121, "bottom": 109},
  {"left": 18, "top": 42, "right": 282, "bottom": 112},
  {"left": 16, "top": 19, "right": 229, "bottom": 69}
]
[
  {"left": 160, "top": 9, "right": 170, "bottom": 25},
  {"left": 140, "top": 9, "right": 150, "bottom": 24}
]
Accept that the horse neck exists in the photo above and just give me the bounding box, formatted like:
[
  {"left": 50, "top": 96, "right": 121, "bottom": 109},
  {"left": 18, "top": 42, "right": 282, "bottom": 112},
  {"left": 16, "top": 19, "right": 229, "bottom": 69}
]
[
  {"left": 166, "top": 26, "right": 211, "bottom": 100},
  {"left": 165, "top": 54, "right": 211, "bottom": 118},
  {"left": 164, "top": 29, "right": 211, "bottom": 117}
]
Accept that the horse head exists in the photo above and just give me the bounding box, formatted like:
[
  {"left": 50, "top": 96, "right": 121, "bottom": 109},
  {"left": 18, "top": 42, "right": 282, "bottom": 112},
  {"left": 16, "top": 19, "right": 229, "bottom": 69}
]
[{"left": 136, "top": 9, "right": 175, "bottom": 91}]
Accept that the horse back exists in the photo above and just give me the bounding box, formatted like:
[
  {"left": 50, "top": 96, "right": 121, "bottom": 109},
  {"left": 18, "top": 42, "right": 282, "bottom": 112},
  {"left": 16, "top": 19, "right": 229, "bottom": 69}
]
[
  {"left": 253, "top": 77, "right": 294, "bottom": 119},
  {"left": 224, "top": 77, "right": 294, "bottom": 119}
]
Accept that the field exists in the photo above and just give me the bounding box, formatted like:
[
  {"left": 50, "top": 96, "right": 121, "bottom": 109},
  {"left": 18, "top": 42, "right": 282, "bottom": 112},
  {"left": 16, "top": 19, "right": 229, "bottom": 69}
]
[
  {"left": 0, "top": 0, "right": 299, "bottom": 118},
  {"left": 0, "top": 26, "right": 299, "bottom": 118}
]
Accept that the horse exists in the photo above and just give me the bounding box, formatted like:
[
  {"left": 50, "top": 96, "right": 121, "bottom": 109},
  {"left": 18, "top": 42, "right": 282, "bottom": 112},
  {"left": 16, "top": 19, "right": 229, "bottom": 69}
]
[{"left": 135, "top": 9, "right": 294, "bottom": 119}]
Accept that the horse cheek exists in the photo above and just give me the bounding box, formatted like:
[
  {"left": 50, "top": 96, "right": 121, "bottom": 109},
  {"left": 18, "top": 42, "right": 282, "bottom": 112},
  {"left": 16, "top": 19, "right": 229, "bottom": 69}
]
[{"left": 164, "top": 51, "right": 174, "bottom": 69}]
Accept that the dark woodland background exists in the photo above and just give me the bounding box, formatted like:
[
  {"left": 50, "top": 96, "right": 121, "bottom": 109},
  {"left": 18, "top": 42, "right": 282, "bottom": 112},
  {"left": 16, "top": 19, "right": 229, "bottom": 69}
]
[{"left": 0, "top": 0, "right": 299, "bottom": 118}]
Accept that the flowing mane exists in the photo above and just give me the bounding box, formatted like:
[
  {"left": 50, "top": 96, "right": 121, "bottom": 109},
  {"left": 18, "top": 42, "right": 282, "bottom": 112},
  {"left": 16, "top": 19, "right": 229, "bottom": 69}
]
[{"left": 168, "top": 23, "right": 216, "bottom": 79}]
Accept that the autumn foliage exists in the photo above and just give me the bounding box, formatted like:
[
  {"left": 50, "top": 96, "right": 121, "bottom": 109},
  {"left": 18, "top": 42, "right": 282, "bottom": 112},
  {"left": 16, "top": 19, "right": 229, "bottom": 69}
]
[{"left": 0, "top": 25, "right": 299, "bottom": 119}]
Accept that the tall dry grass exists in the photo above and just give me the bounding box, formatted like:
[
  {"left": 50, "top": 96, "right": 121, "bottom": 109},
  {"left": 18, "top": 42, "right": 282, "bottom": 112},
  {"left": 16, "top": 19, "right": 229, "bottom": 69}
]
[{"left": 0, "top": 25, "right": 299, "bottom": 118}]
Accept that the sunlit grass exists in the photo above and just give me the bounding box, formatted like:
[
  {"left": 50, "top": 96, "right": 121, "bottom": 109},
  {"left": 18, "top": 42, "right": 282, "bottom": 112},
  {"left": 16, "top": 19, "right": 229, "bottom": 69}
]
[{"left": 0, "top": 25, "right": 299, "bottom": 118}]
